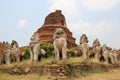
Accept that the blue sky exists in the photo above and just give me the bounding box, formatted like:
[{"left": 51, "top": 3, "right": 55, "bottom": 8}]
[{"left": 0, "top": 0, "right": 120, "bottom": 49}]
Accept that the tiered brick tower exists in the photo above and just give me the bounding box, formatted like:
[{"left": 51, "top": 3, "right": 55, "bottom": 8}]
[{"left": 36, "top": 10, "right": 76, "bottom": 48}]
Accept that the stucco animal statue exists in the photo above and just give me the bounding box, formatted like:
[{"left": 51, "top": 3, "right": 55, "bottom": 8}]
[
  {"left": 92, "top": 39, "right": 101, "bottom": 62},
  {"left": 109, "top": 49, "right": 118, "bottom": 64},
  {"left": 4, "top": 40, "right": 21, "bottom": 64},
  {"left": 101, "top": 44, "right": 111, "bottom": 63},
  {"left": 29, "top": 33, "right": 41, "bottom": 62},
  {"left": 78, "top": 34, "right": 90, "bottom": 59},
  {"left": 53, "top": 28, "right": 67, "bottom": 61},
  {"left": 10, "top": 40, "right": 22, "bottom": 62},
  {"left": 101, "top": 44, "right": 118, "bottom": 64},
  {"left": 2, "top": 42, "right": 11, "bottom": 64}
]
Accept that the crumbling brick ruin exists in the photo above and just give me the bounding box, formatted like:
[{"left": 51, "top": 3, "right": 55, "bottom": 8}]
[{"left": 36, "top": 10, "right": 76, "bottom": 48}]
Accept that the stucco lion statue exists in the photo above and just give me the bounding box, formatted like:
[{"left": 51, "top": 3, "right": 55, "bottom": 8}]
[
  {"left": 92, "top": 38, "right": 101, "bottom": 62},
  {"left": 109, "top": 49, "right": 118, "bottom": 64},
  {"left": 101, "top": 44, "right": 118, "bottom": 64},
  {"left": 29, "top": 33, "right": 41, "bottom": 62},
  {"left": 78, "top": 34, "right": 90, "bottom": 59},
  {"left": 4, "top": 40, "right": 21, "bottom": 64},
  {"left": 53, "top": 28, "right": 67, "bottom": 61}
]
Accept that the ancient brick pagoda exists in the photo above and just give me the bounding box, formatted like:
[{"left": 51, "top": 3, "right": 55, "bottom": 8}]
[{"left": 36, "top": 10, "right": 76, "bottom": 48}]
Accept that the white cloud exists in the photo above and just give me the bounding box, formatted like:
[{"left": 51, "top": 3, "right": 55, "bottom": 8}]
[
  {"left": 80, "top": 0, "right": 118, "bottom": 10},
  {"left": 70, "top": 21, "right": 119, "bottom": 48},
  {"left": 50, "top": 0, "right": 78, "bottom": 17},
  {"left": 70, "top": 21, "right": 117, "bottom": 36},
  {"left": 49, "top": 0, "right": 120, "bottom": 48},
  {"left": 18, "top": 19, "right": 28, "bottom": 27},
  {"left": 50, "top": 0, "right": 118, "bottom": 14},
  {"left": 109, "top": 35, "right": 120, "bottom": 49}
]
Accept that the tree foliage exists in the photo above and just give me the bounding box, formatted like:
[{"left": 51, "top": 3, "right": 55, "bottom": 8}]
[
  {"left": 23, "top": 48, "right": 30, "bottom": 59},
  {"left": 41, "top": 43, "right": 54, "bottom": 57}
]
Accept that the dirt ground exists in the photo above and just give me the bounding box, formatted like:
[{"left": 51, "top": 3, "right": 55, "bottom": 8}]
[
  {"left": 71, "top": 68, "right": 120, "bottom": 80},
  {"left": 0, "top": 58, "right": 120, "bottom": 80},
  {"left": 0, "top": 68, "right": 120, "bottom": 80}
]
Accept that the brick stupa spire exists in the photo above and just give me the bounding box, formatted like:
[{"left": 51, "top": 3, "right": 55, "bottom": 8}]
[{"left": 36, "top": 10, "right": 76, "bottom": 48}]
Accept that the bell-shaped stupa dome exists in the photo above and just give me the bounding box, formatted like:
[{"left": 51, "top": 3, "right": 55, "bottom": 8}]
[{"left": 35, "top": 10, "right": 76, "bottom": 48}]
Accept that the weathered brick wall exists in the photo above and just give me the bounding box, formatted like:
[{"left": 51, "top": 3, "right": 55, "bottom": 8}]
[
  {"left": 44, "top": 10, "right": 66, "bottom": 26},
  {"left": 5, "top": 62, "right": 120, "bottom": 76}
]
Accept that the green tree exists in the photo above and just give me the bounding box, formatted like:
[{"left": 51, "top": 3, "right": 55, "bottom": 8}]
[
  {"left": 23, "top": 48, "right": 30, "bottom": 59},
  {"left": 41, "top": 43, "right": 54, "bottom": 57}
]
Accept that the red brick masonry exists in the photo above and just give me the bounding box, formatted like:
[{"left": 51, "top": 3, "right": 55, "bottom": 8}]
[{"left": 36, "top": 10, "right": 76, "bottom": 48}]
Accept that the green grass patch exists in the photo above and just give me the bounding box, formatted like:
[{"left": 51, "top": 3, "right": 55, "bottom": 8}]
[
  {"left": 79, "top": 71, "right": 89, "bottom": 77},
  {"left": 91, "top": 69, "right": 105, "bottom": 74},
  {"left": 66, "top": 64, "right": 79, "bottom": 78}
]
